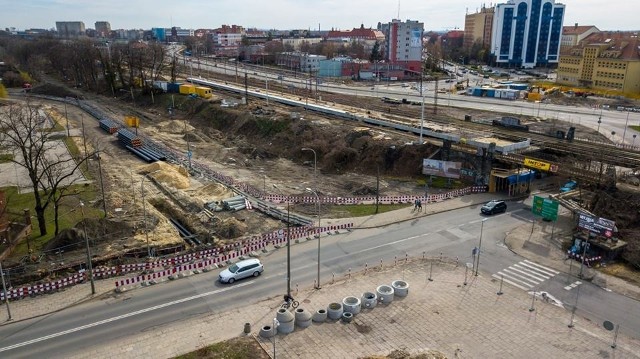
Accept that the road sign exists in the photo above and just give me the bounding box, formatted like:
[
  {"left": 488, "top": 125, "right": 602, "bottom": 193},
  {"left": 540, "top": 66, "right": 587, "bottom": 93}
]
[{"left": 532, "top": 195, "right": 559, "bottom": 221}]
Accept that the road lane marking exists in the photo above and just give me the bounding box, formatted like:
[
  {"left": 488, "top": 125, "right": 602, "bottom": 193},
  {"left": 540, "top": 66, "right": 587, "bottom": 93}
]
[{"left": 0, "top": 281, "right": 253, "bottom": 353}]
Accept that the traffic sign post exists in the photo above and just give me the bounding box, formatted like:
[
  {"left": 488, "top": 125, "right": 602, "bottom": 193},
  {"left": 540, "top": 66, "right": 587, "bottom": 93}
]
[{"left": 532, "top": 195, "right": 559, "bottom": 221}]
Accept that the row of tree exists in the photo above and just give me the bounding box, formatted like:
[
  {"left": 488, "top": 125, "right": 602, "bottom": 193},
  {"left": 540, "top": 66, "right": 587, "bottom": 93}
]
[{"left": 0, "top": 35, "right": 169, "bottom": 95}]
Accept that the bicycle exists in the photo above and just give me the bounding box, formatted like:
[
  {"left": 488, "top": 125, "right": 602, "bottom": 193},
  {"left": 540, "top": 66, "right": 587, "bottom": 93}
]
[{"left": 281, "top": 295, "right": 299, "bottom": 309}]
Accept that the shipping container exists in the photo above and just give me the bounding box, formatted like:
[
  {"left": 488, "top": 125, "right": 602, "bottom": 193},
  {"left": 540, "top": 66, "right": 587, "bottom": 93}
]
[
  {"left": 179, "top": 84, "right": 196, "bottom": 95},
  {"left": 167, "top": 82, "right": 182, "bottom": 93},
  {"left": 195, "top": 86, "right": 212, "bottom": 99}
]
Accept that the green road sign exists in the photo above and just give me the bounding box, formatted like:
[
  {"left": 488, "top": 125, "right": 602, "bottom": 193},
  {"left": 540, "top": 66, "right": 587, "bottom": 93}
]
[{"left": 532, "top": 195, "right": 559, "bottom": 221}]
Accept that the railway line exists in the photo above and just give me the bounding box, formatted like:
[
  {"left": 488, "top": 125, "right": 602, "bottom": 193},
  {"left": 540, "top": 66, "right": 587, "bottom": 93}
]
[{"left": 185, "top": 68, "right": 640, "bottom": 172}]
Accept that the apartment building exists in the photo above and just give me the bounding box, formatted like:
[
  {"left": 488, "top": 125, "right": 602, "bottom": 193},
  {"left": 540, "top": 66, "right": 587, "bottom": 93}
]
[
  {"left": 326, "top": 25, "right": 385, "bottom": 52},
  {"left": 490, "top": 0, "right": 565, "bottom": 68},
  {"left": 561, "top": 24, "right": 599, "bottom": 48},
  {"left": 55, "top": 21, "right": 85, "bottom": 38},
  {"left": 557, "top": 32, "right": 640, "bottom": 95},
  {"left": 464, "top": 6, "right": 494, "bottom": 49},
  {"left": 379, "top": 19, "right": 424, "bottom": 73},
  {"left": 95, "top": 21, "right": 111, "bottom": 38}
]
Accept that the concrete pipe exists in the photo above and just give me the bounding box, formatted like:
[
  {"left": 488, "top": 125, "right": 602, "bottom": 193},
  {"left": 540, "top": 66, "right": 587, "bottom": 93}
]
[
  {"left": 327, "top": 302, "right": 344, "bottom": 320},
  {"left": 342, "top": 296, "right": 362, "bottom": 315},
  {"left": 361, "top": 292, "right": 377, "bottom": 309},
  {"left": 295, "top": 308, "right": 313, "bottom": 328},
  {"left": 376, "top": 284, "right": 395, "bottom": 303},
  {"left": 391, "top": 280, "right": 409, "bottom": 297},
  {"left": 341, "top": 312, "right": 354, "bottom": 323},
  {"left": 312, "top": 308, "right": 328, "bottom": 323},
  {"left": 277, "top": 319, "right": 295, "bottom": 334},
  {"left": 276, "top": 308, "right": 295, "bottom": 323},
  {"left": 259, "top": 325, "right": 275, "bottom": 338}
]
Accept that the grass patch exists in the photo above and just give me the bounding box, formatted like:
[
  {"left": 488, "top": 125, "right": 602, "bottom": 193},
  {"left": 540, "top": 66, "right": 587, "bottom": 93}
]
[
  {"left": 630, "top": 125, "right": 640, "bottom": 133},
  {"left": 0, "top": 153, "right": 13, "bottom": 163},
  {"left": 1, "top": 184, "right": 100, "bottom": 257},
  {"left": 175, "top": 337, "right": 268, "bottom": 359},
  {"left": 416, "top": 176, "right": 465, "bottom": 190},
  {"left": 331, "top": 203, "right": 412, "bottom": 217}
]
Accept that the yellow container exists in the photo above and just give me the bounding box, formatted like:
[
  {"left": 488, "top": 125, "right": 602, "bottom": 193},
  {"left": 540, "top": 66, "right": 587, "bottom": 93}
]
[
  {"left": 179, "top": 84, "right": 196, "bottom": 95},
  {"left": 195, "top": 86, "right": 212, "bottom": 99}
]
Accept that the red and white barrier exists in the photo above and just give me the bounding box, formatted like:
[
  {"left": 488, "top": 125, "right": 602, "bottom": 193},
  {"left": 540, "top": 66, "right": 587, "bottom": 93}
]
[{"left": 1, "top": 272, "right": 87, "bottom": 302}]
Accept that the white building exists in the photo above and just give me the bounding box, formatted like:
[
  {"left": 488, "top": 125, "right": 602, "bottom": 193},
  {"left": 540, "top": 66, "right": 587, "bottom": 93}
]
[{"left": 491, "top": 0, "right": 565, "bottom": 68}]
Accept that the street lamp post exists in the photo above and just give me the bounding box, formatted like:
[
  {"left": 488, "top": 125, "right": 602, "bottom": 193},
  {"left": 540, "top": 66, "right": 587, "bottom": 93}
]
[
  {"left": 622, "top": 111, "right": 630, "bottom": 144},
  {"left": 272, "top": 184, "right": 291, "bottom": 298},
  {"left": 141, "top": 171, "right": 160, "bottom": 258},
  {"left": 301, "top": 148, "right": 317, "bottom": 188},
  {"left": 306, "top": 188, "right": 321, "bottom": 289},
  {"left": 475, "top": 218, "right": 488, "bottom": 276},
  {"left": 79, "top": 201, "right": 96, "bottom": 294},
  {"left": 420, "top": 93, "right": 425, "bottom": 144},
  {"left": 0, "top": 259, "right": 12, "bottom": 320}
]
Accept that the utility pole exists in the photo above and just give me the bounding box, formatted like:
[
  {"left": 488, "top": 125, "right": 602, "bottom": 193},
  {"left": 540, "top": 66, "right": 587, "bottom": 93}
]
[
  {"left": 0, "top": 260, "right": 12, "bottom": 320},
  {"left": 81, "top": 115, "right": 89, "bottom": 171},
  {"left": 433, "top": 76, "right": 439, "bottom": 115},
  {"left": 79, "top": 202, "right": 96, "bottom": 295},
  {"left": 375, "top": 166, "right": 380, "bottom": 214}
]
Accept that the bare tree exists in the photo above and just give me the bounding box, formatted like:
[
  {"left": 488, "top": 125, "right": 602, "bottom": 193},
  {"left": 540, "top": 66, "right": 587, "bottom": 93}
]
[{"left": 0, "top": 103, "right": 91, "bottom": 237}]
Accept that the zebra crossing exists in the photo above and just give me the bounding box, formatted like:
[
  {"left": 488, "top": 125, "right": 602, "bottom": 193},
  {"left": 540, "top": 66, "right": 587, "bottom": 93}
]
[{"left": 492, "top": 260, "right": 560, "bottom": 291}]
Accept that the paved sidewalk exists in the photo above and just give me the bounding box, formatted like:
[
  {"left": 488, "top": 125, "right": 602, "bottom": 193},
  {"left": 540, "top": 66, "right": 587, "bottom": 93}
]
[{"left": 68, "top": 260, "right": 640, "bottom": 358}]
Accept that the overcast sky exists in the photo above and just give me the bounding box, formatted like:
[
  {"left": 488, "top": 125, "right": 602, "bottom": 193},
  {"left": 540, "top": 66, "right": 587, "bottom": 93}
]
[{"left": 1, "top": 0, "right": 638, "bottom": 32}]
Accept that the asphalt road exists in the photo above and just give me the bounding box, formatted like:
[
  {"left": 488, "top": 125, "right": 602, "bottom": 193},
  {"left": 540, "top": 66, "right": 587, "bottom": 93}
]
[{"left": 1, "top": 204, "right": 638, "bottom": 357}]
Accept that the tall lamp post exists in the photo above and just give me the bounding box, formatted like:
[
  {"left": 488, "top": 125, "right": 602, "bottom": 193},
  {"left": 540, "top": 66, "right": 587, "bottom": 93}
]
[
  {"left": 306, "top": 188, "right": 321, "bottom": 289},
  {"left": 141, "top": 171, "right": 160, "bottom": 258},
  {"left": 301, "top": 148, "right": 317, "bottom": 188},
  {"left": 0, "top": 259, "right": 11, "bottom": 320},
  {"left": 272, "top": 184, "right": 291, "bottom": 298},
  {"left": 79, "top": 201, "right": 96, "bottom": 294},
  {"left": 475, "top": 218, "right": 488, "bottom": 276}
]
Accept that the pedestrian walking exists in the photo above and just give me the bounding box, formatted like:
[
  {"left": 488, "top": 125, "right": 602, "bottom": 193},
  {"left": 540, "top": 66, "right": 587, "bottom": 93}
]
[{"left": 417, "top": 199, "right": 422, "bottom": 212}]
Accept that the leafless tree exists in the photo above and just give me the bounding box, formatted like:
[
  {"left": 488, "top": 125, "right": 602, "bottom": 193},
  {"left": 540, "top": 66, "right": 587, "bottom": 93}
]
[{"left": 0, "top": 102, "right": 91, "bottom": 237}]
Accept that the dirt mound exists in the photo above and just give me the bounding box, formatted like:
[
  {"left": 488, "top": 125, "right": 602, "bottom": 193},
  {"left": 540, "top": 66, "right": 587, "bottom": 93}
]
[
  {"left": 195, "top": 183, "right": 234, "bottom": 199},
  {"left": 216, "top": 217, "right": 248, "bottom": 239},
  {"left": 139, "top": 162, "right": 190, "bottom": 189},
  {"left": 156, "top": 119, "right": 194, "bottom": 133}
]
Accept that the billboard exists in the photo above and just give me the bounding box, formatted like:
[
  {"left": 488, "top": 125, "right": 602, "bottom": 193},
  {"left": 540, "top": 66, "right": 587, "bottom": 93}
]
[
  {"left": 410, "top": 28, "right": 422, "bottom": 48},
  {"left": 577, "top": 213, "right": 616, "bottom": 238},
  {"left": 422, "top": 159, "right": 461, "bottom": 179}
]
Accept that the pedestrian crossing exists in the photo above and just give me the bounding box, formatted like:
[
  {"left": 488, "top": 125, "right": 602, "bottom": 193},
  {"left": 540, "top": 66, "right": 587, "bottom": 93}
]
[{"left": 492, "top": 260, "right": 560, "bottom": 291}]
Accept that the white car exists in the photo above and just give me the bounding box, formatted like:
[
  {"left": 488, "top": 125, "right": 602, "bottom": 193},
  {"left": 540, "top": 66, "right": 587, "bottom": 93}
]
[{"left": 219, "top": 258, "right": 264, "bottom": 284}]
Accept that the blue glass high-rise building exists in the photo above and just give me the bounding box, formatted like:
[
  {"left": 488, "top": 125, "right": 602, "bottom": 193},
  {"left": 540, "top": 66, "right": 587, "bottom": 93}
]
[{"left": 491, "top": 0, "right": 565, "bottom": 68}]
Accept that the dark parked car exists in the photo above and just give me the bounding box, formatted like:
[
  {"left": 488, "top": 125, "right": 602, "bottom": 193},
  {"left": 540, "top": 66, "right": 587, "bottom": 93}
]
[{"left": 481, "top": 200, "right": 507, "bottom": 215}]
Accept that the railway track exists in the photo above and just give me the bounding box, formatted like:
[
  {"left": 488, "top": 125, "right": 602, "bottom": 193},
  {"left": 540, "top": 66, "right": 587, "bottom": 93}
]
[{"left": 187, "top": 68, "right": 640, "bottom": 171}]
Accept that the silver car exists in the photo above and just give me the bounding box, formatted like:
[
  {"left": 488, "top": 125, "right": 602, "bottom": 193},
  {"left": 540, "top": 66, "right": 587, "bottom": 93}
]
[{"left": 219, "top": 258, "right": 264, "bottom": 284}]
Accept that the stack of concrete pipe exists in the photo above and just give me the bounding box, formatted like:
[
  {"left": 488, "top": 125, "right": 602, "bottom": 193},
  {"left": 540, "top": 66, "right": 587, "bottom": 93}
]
[
  {"left": 222, "top": 195, "right": 247, "bottom": 211},
  {"left": 276, "top": 308, "right": 295, "bottom": 334},
  {"left": 294, "top": 308, "right": 312, "bottom": 328}
]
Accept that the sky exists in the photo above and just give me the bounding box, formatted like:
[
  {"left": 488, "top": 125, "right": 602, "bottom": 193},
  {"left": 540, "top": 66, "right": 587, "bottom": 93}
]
[{"left": 1, "top": 0, "right": 638, "bottom": 32}]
